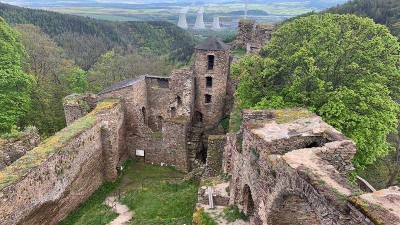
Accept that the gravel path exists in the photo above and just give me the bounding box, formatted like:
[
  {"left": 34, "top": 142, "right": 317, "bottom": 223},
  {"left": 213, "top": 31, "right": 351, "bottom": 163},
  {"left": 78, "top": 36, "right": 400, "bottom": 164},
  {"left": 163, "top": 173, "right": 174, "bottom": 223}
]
[{"left": 105, "top": 196, "right": 133, "bottom": 225}]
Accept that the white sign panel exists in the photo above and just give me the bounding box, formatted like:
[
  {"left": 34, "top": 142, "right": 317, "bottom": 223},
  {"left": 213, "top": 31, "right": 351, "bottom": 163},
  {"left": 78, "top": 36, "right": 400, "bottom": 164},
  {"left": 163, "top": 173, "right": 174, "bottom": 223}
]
[{"left": 136, "top": 150, "right": 145, "bottom": 157}]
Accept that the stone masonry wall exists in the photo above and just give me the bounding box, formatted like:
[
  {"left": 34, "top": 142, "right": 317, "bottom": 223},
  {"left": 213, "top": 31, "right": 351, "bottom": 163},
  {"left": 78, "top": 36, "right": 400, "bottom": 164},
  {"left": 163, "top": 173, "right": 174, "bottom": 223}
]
[
  {"left": 206, "top": 135, "right": 226, "bottom": 176},
  {"left": 0, "top": 128, "right": 40, "bottom": 170},
  {"left": 225, "top": 109, "right": 400, "bottom": 225},
  {"left": 0, "top": 100, "right": 124, "bottom": 225},
  {"left": 194, "top": 49, "right": 230, "bottom": 128},
  {"left": 236, "top": 19, "right": 274, "bottom": 53}
]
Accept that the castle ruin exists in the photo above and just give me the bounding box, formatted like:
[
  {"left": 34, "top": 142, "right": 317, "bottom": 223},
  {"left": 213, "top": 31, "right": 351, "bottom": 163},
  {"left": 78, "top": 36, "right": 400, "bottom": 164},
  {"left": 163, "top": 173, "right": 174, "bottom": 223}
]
[{"left": 0, "top": 36, "right": 399, "bottom": 225}]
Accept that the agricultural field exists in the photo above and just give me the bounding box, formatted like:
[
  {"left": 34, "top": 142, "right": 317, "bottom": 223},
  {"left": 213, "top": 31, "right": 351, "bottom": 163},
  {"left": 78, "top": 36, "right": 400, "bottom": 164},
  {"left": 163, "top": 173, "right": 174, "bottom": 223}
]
[{"left": 3, "top": 0, "right": 348, "bottom": 26}]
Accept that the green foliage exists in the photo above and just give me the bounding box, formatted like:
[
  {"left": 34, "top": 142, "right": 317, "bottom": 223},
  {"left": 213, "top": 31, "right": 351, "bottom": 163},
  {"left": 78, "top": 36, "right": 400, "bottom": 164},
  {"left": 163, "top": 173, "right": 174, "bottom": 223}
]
[
  {"left": 0, "top": 3, "right": 197, "bottom": 65},
  {"left": 193, "top": 207, "right": 218, "bottom": 225},
  {"left": 63, "top": 67, "right": 88, "bottom": 93},
  {"left": 223, "top": 205, "right": 248, "bottom": 222},
  {"left": 232, "top": 14, "right": 400, "bottom": 169},
  {"left": 88, "top": 49, "right": 172, "bottom": 93},
  {"left": 0, "top": 18, "right": 34, "bottom": 134},
  {"left": 326, "top": 0, "right": 400, "bottom": 39},
  {"left": 229, "top": 105, "right": 243, "bottom": 134},
  {"left": 220, "top": 118, "right": 230, "bottom": 133}
]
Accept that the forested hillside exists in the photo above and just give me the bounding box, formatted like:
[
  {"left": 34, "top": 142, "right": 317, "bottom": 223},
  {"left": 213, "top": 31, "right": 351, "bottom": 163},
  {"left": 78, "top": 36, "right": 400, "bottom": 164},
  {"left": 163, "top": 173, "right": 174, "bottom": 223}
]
[
  {"left": 326, "top": 0, "right": 400, "bottom": 38},
  {"left": 0, "top": 3, "right": 197, "bottom": 69},
  {"left": 0, "top": 2, "right": 196, "bottom": 136}
]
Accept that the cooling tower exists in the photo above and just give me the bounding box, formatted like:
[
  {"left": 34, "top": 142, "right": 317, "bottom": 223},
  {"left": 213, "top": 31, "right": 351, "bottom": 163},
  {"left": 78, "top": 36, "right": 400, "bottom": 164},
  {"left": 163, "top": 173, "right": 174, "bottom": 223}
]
[
  {"left": 194, "top": 7, "right": 206, "bottom": 30},
  {"left": 212, "top": 16, "right": 221, "bottom": 30},
  {"left": 178, "top": 7, "right": 188, "bottom": 29}
]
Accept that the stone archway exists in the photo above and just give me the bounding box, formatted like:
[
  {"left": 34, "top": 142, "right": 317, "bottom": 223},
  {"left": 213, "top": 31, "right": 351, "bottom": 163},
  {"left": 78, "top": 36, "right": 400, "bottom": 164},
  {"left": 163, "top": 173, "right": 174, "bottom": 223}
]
[{"left": 267, "top": 193, "right": 319, "bottom": 225}]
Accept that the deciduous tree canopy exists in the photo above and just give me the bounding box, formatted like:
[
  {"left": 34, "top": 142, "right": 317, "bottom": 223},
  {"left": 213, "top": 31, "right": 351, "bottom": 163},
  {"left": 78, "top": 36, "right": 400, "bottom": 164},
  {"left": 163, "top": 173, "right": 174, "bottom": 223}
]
[
  {"left": 232, "top": 14, "right": 400, "bottom": 168},
  {"left": 0, "top": 18, "right": 33, "bottom": 134}
]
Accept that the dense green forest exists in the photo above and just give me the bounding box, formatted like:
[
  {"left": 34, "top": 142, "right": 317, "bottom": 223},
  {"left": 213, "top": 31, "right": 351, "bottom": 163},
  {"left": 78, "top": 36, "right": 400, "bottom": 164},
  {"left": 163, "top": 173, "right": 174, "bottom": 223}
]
[
  {"left": 0, "top": 3, "right": 197, "bottom": 70},
  {"left": 0, "top": 3, "right": 198, "bottom": 137},
  {"left": 326, "top": 0, "right": 400, "bottom": 38}
]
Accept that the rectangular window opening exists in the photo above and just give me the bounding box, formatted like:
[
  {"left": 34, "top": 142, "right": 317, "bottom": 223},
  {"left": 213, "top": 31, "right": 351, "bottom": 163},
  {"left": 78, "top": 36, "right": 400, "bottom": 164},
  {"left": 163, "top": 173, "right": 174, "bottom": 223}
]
[
  {"left": 208, "top": 55, "right": 215, "bottom": 70},
  {"left": 206, "top": 77, "right": 213, "bottom": 87},
  {"left": 205, "top": 94, "right": 212, "bottom": 103}
]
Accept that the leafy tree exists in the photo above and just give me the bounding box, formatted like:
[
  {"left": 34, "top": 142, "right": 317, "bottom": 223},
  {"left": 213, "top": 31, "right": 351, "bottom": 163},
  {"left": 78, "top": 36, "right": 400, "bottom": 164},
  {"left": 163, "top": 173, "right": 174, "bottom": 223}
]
[
  {"left": 14, "top": 24, "right": 80, "bottom": 136},
  {"left": 232, "top": 14, "right": 400, "bottom": 169},
  {"left": 0, "top": 18, "right": 33, "bottom": 134},
  {"left": 63, "top": 67, "right": 88, "bottom": 93},
  {"left": 88, "top": 49, "right": 173, "bottom": 92}
]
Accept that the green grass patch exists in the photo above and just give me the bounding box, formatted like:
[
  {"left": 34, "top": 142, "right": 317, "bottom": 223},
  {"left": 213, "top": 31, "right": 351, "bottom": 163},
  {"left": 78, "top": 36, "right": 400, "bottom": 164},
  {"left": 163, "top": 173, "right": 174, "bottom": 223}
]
[
  {"left": 119, "top": 162, "right": 199, "bottom": 225},
  {"left": 220, "top": 118, "right": 230, "bottom": 133},
  {"left": 193, "top": 207, "right": 218, "bottom": 225},
  {"left": 223, "top": 205, "right": 248, "bottom": 222},
  {"left": 0, "top": 99, "right": 119, "bottom": 190},
  {"left": 150, "top": 131, "right": 163, "bottom": 139},
  {"left": 60, "top": 160, "right": 132, "bottom": 225}
]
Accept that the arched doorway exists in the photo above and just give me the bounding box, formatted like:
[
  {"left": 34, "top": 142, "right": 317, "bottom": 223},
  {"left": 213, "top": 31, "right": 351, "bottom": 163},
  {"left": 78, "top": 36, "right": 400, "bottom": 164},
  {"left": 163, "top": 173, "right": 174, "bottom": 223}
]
[{"left": 268, "top": 194, "right": 319, "bottom": 225}]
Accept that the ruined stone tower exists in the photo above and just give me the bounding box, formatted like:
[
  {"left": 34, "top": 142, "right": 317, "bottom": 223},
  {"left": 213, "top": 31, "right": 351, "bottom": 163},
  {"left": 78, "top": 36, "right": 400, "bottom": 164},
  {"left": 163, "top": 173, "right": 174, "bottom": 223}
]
[{"left": 193, "top": 36, "right": 230, "bottom": 128}]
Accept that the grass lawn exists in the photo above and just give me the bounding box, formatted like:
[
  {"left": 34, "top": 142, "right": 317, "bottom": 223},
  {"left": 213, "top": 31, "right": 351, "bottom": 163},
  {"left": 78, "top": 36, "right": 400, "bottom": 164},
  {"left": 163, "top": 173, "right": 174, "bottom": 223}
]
[
  {"left": 60, "top": 160, "right": 199, "bottom": 225},
  {"left": 120, "top": 162, "right": 199, "bottom": 225}
]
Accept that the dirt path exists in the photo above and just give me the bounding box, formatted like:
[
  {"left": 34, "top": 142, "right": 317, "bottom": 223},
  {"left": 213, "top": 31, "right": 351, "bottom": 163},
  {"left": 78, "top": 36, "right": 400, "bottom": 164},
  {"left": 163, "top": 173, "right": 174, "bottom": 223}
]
[{"left": 105, "top": 196, "right": 133, "bottom": 225}]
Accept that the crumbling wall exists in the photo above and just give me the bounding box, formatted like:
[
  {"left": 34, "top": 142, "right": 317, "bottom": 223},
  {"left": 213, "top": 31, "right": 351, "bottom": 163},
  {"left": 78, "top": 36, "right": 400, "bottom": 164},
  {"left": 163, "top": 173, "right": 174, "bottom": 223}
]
[
  {"left": 170, "top": 69, "right": 195, "bottom": 119},
  {"left": 226, "top": 109, "right": 400, "bottom": 225},
  {"left": 206, "top": 135, "right": 226, "bottom": 176},
  {"left": 0, "top": 127, "right": 40, "bottom": 170},
  {"left": 0, "top": 100, "right": 124, "bottom": 225},
  {"left": 146, "top": 76, "right": 171, "bottom": 131},
  {"left": 236, "top": 19, "right": 274, "bottom": 53},
  {"left": 63, "top": 94, "right": 98, "bottom": 125},
  {"left": 236, "top": 19, "right": 255, "bottom": 49}
]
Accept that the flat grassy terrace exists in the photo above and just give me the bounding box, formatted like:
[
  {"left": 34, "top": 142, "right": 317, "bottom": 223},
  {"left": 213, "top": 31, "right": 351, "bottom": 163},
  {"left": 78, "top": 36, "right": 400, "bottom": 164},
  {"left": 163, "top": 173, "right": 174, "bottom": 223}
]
[{"left": 61, "top": 160, "right": 199, "bottom": 225}]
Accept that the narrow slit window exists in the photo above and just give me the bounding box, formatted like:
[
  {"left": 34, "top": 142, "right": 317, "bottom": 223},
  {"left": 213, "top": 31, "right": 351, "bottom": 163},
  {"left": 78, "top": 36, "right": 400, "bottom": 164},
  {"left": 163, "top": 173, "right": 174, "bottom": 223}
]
[
  {"left": 208, "top": 55, "right": 215, "bottom": 70},
  {"left": 205, "top": 94, "right": 212, "bottom": 103},
  {"left": 206, "top": 77, "right": 213, "bottom": 87}
]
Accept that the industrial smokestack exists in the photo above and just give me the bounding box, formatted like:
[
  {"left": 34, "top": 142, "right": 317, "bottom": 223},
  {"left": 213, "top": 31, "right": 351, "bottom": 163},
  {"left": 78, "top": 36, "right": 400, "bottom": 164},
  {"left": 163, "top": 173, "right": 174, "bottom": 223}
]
[
  {"left": 194, "top": 7, "right": 206, "bottom": 30},
  {"left": 212, "top": 16, "right": 221, "bottom": 30},
  {"left": 178, "top": 7, "right": 189, "bottom": 29}
]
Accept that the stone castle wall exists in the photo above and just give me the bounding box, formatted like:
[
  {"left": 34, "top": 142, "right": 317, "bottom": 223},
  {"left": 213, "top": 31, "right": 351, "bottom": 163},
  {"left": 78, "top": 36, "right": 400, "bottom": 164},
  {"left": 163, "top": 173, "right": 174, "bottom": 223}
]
[
  {"left": 0, "top": 100, "right": 124, "bottom": 225},
  {"left": 0, "top": 127, "right": 40, "bottom": 170},
  {"left": 224, "top": 109, "right": 400, "bottom": 225},
  {"left": 236, "top": 19, "right": 274, "bottom": 53},
  {"left": 97, "top": 74, "right": 194, "bottom": 172},
  {"left": 194, "top": 49, "right": 230, "bottom": 128}
]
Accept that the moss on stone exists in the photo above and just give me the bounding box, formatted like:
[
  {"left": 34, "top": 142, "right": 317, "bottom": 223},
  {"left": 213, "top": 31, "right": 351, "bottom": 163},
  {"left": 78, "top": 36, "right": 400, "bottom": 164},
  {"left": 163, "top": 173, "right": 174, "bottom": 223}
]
[
  {"left": 208, "top": 135, "right": 226, "bottom": 142},
  {"left": 348, "top": 196, "right": 384, "bottom": 225},
  {"left": 0, "top": 99, "right": 120, "bottom": 190},
  {"left": 273, "top": 108, "right": 314, "bottom": 124},
  {"left": 165, "top": 116, "right": 188, "bottom": 125}
]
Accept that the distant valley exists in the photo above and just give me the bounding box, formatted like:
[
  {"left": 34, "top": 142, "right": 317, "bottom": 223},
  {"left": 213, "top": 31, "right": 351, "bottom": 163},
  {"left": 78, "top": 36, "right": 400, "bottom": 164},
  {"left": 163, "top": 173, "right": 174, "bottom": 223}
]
[{"left": 0, "top": 0, "right": 348, "bottom": 25}]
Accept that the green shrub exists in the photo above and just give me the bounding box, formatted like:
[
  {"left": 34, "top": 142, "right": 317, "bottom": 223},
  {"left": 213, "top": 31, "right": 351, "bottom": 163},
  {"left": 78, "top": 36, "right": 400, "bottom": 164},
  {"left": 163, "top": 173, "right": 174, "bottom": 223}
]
[{"left": 223, "top": 205, "right": 248, "bottom": 222}]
